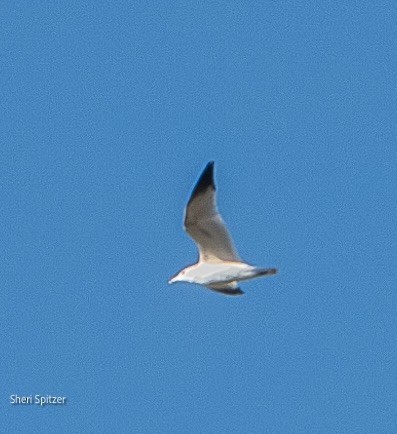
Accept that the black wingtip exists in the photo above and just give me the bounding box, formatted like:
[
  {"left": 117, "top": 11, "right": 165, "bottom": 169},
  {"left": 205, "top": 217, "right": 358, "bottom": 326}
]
[
  {"left": 218, "top": 287, "right": 244, "bottom": 296},
  {"left": 189, "top": 161, "right": 215, "bottom": 201}
]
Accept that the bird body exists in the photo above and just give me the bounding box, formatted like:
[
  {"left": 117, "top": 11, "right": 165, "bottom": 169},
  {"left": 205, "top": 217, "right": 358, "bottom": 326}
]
[
  {"left": 169, "top": 161, "right": 277, "bottom": 296},
  {"left": 169, "top": 262, "right": 277, "bottom": 295}
]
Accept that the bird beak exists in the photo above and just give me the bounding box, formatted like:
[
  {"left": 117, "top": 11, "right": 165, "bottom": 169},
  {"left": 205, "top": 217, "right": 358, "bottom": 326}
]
[{"left": 168, "top": 277, "right": 176, "bottom": 284}]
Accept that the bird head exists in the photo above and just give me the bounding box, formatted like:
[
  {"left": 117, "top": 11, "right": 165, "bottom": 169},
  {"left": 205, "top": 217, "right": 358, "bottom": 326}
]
[{"left": 168, "top": 269, "right": 188, "bottom": 284}]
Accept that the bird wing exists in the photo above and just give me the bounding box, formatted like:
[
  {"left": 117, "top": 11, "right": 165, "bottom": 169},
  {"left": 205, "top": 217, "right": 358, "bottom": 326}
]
[
  {"left": 207, "top": 281, "right": 244, "bottom": 296},
  {"left": 184, "top": 162, "right": 241, "bottom": 263}
]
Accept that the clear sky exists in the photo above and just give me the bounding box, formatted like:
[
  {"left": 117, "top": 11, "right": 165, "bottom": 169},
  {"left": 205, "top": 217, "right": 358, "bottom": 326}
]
[{"left": 1, "top": 2, "right": 395, "bottom": 433}]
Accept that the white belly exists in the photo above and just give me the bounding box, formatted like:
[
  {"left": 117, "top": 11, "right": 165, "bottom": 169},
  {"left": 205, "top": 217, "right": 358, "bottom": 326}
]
[{"left": 188, "top": 262, "right": 254, "bottom": 285}]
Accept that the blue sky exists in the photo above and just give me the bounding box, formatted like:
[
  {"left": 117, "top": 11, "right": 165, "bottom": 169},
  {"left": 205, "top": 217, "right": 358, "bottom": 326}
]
[{"left": 1, "top": 2, "right": 395, "bottom": 432}]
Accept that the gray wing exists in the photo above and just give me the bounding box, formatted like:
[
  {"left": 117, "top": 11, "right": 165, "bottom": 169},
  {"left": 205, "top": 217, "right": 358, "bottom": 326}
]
[
  {"left": 184, "top": 162, "right": 240, "bottom": 263},
  {"left": 207, "top": 281, "right": 244, "bottom": 296}
]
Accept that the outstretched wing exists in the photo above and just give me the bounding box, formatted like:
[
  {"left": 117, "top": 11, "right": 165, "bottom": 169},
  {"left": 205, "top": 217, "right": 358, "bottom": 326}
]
[
  {"left": 207, "top": 281, "right": 244, "bottom": 296},
  {"left": 184, "top": 162, "right": 240, "bottom": 263}
]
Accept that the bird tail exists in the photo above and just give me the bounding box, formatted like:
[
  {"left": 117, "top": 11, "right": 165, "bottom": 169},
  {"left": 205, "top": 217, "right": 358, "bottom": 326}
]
[{"left": 255, "top": 267, "right": 278, "bottom": 277}]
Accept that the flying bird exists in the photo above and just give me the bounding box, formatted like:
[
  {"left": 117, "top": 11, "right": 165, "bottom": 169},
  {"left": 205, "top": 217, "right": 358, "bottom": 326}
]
[{"left": 168, "top": 161, "right": 277, "bottom": 296}]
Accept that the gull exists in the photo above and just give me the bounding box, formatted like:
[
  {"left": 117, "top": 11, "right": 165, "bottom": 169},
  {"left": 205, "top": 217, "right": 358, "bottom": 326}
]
[{"left": 168, "top": 161, "right": 277, "bottom": 296}]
